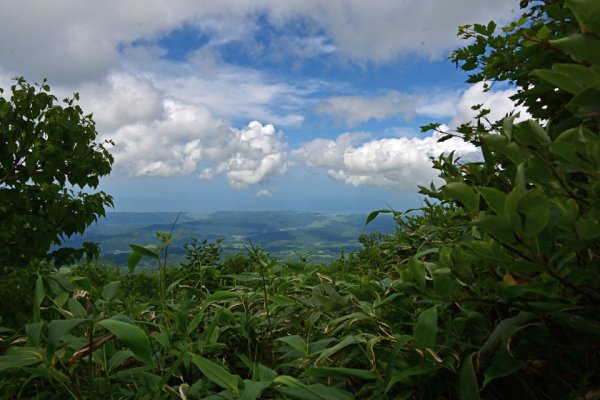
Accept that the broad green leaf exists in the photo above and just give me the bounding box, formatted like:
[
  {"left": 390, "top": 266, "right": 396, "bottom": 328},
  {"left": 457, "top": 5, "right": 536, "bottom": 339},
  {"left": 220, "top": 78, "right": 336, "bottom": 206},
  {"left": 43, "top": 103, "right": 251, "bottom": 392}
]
[
  {"left": 0, "top": 348, "right": 44, "bottom": 372},
  {"left": 478, "top": 187, "right": 507, "bottom": 215},
  {"left": 550, "top": 34, "right": 600, "bottom": 65},
  {"left": 127, "top": 251, "right": 141, "bottom": 274},
  {"left": 33, "top": 276, "right": 45, "bottom": 323},
  {"left": 385, "top": 363, "right": 438, "bottom": 393},
  {"left": 413, "top": 306, "right": 437, "bottom": 348},
  {"left": 26, "top": 322, "right": 44, "bottom": 348},
  {"left": 532, "top": 64, "right": 599, "bottom": 95},
  {"left": 191, "top": 354, "right": 239, "bottom": 393},
  {"left": 268, "top": 295, "right": 296, "bottom": 306},
  {"left": 505, "top": 185, "right": 524, "bottom": 231},
  {"left": 459, "top": 352, "right": 480, "bottom": 400},
  {"left": 97, "top": 319, "right": 152, "bottom": 364},
  {"left": 203, "top": 291, "right": 243, "bottom": 304},
  {"left": 46, "top": 319, "right": 87, "bottom": 361},
  {"left": 129, "top": 244, "right": 160, "bottom": 259},
  {"left": 445, "top": 182, "right": 480, "bottom": 214},
  {"left": 407, "top": 257, "right": 426, "bottom": 289},
  {"left": 302, "top": 367, "right": 378, "bottom": 380},
  {"left": 101, "top": 281, "right": 121, "bottom": 302},
  {"left": 274, "top": 376, "right": 353, "bottom": 400},
  {"left": 276, "top": 335, "right": 308, "bottom": 355},
  {"left": 566, "top": 0, "right": 600, "bottom": 36},
  {"left": 480, "top": 312, "right": 536, "bottom": 355},
  {"left": 241, "top": 380, "right": 272, "bottom": 400},
  {"left": 315, "top": 335, "right": 361, "bottom": 364},
  {"left": 566, "top": 88, "right": 600, "bottom": 119},
  {"left": 482, "top": 350, "right": 524, "bottom": 389},
  {"left": 257, "top": 363, "right": 278, "bottom": 381},
  {"left": 519, "top": 189, "right": 550, "bottom": 237},
  {"left": 513, "top": 120, "right": 551, "bottom": 147},
  {"left": 108, "top": 350, "right": 134, "bottom": 372},
  {"left": 66, "top": 298, "right": 87, "bottom": 319}
]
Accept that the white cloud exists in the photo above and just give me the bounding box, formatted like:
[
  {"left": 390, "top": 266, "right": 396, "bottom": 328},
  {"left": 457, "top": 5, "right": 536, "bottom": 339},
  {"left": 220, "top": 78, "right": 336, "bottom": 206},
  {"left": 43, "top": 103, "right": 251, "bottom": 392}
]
[
  {"left": 315, "top": 91, "right": 416, "bottom": 126},
  {"left": 197, "top": 121, "right": 290, "bottom": 188},
  {"left": 264, "top": 1, "right": 517, "bottom": 62},
  {"left": 256, "top": 187, "right": 279, "bottom": 197},
  {"left": 79, "top": 72, "right": 165, "bottom": 131},
  {"left": 293, "top": 130, "right": 479, "bottom": 190},
  {"left": 96, "top": 78, "right": 290, "bottom": 187},
  {"left": 0, "top": 1, "right": 518, "bottom": 83},
  {"left": 450, "top": 82, "right": 532, "bottom": 127}
]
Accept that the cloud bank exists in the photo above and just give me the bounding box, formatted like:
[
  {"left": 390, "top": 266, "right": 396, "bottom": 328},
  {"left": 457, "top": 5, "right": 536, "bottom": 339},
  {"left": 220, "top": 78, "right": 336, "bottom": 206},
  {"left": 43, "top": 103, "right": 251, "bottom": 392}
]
[{"left": 293, "top": 130, "right": 479, "bottom": 190}]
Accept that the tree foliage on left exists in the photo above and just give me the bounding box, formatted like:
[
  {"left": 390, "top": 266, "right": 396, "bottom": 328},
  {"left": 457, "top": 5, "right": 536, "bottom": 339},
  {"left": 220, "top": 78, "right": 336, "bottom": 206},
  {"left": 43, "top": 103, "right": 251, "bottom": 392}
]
[{"left": 0, "top": 78, "right": 113, "bottom": 267}]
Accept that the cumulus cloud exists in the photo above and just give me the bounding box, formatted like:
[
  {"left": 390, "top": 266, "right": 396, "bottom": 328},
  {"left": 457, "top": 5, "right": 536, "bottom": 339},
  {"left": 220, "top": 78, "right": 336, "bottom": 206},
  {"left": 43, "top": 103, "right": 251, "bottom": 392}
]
[
  {"left": 79, "top": 72, "right": 165, "bottom": 131},
  {"left": 293, "top": 130, "right": 479, "bottom": 190},
  {"left": 101, "top": 85, "right": 289, "bottom": 187},
  {"left": 450, "top": 82, "right": 532, "bottom": 127},
  {"left": 198, "top": 121, "right": 290, "bottom": 188}
]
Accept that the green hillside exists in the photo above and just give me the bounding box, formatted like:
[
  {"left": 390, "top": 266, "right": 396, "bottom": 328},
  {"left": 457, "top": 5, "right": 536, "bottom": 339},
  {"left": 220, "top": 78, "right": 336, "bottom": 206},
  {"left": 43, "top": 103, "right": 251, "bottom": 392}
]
[{"left": 62, "top": 211, "right": 397, "bottom": 264}]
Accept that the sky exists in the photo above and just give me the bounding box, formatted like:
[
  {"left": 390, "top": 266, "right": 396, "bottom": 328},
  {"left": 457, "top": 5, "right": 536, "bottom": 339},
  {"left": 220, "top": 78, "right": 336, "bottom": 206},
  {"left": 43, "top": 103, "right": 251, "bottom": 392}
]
[{"left": 0, "top": 1, "right": 528, "bottom": 213}]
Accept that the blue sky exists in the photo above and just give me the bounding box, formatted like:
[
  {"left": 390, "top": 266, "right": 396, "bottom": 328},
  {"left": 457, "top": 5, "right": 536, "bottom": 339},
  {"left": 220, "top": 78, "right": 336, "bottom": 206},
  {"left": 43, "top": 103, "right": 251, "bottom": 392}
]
[{"left": 0, "top": 1, "right": 527, "bottom": 213}]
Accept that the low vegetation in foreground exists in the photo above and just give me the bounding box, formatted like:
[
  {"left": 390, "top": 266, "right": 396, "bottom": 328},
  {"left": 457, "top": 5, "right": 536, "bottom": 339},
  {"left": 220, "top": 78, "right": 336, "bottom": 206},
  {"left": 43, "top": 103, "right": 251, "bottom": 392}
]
[{"left": 1, "top": 1, "right": 599, "bottom": 398}]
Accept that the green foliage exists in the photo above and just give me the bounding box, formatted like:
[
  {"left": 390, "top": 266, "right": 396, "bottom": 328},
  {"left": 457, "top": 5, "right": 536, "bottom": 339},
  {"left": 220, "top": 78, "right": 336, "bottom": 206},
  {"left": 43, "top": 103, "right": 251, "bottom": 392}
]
[
  {"left": 0, "top": 78, "right": 113, "bottom": 268},
  {"left": 1, "top": 1, "right": 599, "bottom": 399}
]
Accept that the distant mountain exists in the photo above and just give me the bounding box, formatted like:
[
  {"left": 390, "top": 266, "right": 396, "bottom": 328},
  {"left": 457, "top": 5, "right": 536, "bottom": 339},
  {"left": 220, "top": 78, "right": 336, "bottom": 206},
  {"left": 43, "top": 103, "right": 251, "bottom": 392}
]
[{"left": 62, "top": 210, "right": 397, "bottom": 265}]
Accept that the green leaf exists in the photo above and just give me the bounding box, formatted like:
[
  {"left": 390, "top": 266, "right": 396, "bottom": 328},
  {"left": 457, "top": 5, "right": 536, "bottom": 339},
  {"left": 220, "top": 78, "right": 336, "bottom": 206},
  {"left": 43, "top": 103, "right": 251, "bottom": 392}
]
[
  {"left": 268, "top": 294, "right": 296, "bottom": 306},
  {"left": 274, "top": 376, "right": 353, "bottom": 400},
  {"left": 365, "top": 209, "right": 392, "bottom": 226},
  {"left": 33, "top": 276, "right": 45, "bottom": 323},
  {"left": 108, "top": 350, "right": 135, "bottom": 372},
  {"left": 482, "top": 350, "right": 524, "bottom": 389},
  {"left": 475, "top": 215, "right": 515, "bottom": 243},
  {"left": 66, "top": 298, "right": 88, "bottom": 318},
  {"left": 445, "top": 182, "right": 480, "bottom": 214},
  {"left": 203, "top": 291, "right": 243, "bottom": 304},
  {"left": 241, "top": 380, "right": 272, "bottom": 400},
  {"left": 26, "top": 322, "right": 44, "bottom": 348},
  {"left": 0, "top": 348, "right": 44, "bottom": 372},
  {"left": 129, "top": 244, "right": 160, "bottom": 259},
  {"left": 550, "top": 34, "right": 600, "bottom": 65},
  {"left": 46, "top": 319, "right": 87, "bottom": 361},
  {"left": 127, "top": 251, "right": 141, "bottom": 274},
  {"left": 566, "top": 0, "right": 600, "bottom": 36},
  {"left": 191, "top": 353, "right": 239, "bottom": 393},
  {"left": 513, "top": 120, "right": 551, "bottom": 147},
  {"left": 386, "top": 363, "right": 439, "bottom": 393},
  {"left": 302, "top": 367, "right": 378, "bottom": 380},
  {"left": 478, "top": 187, "right": 507, "bottom": 215},
  {"left": 407, "top": 257, "right": 426, "bottom": 289},
  {"left": 276, "top": 335, "right": 308, "bottom": 355},
  {"left": 459, "top": 352, "right": 480, "bottom": 400},
  {"left": 101, "top": 281, "right": 121, "bottom": 302},
  {"left": 532, "top": 64, "right": 600, "bottom": 95},
  {"left": 480, "top": 312, "right": 536, "bottom": 355},
  {"left": 315, "top": 335, "right": 361, "bottom": 364},
  {"left": 519, "top": 189, "right": 550, "bottom": 237},
  {"left": 97, "top": 319, "right": 152, "bottom": 364},
  {"left": 566, "top": 88, "right": 600, "bottom": 119},
  {"left": 413, "top": 307, "right": 437, "bottom": 348}
]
